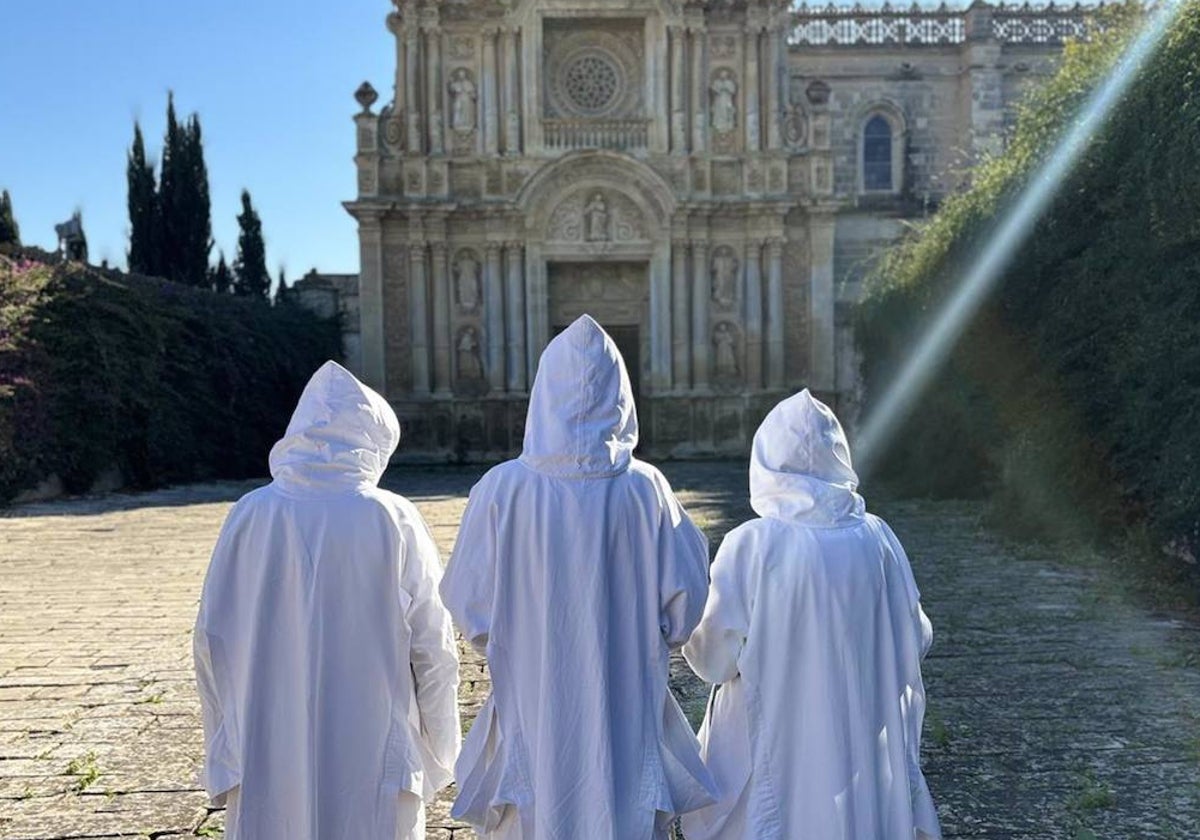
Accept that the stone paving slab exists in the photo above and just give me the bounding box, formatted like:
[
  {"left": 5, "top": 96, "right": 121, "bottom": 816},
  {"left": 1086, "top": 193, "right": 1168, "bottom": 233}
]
[{"left": 1, "top": 464, "right": 1198, "bottom": 838}]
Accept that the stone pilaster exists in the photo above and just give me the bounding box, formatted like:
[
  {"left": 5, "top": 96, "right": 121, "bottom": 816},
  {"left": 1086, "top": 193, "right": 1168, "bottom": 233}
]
[
  {"left": 408, "top": 237, "right": 431, "bottom": 396},
  {"left": 743, "top": 239, "right": 764, "bottom": 391},
  {"left": 405, "top": 26, "right": 422, "bottom": 153},
  {"left": 430, "top": 240, "right": 451, "bottom": 396},
  {"left": 765, "top": 237, "right": 785, "bottom": 389},
  {"left": 690, "top": 27, "right": 707, "bottom": 154},
  {"left": 482, "top": 28, "right": 500, "bottom": 156},
  {"left": 766, "top": 27, "right": 783, "bottom": 150},
  {"left": 357, "top": 214, "right": 386, "bottom": 391},
  {"left": 504, "top": 242, "right": 527, "bottom": 392},
  {"left": 671, "top": 239, "right": 691, "bottom": 390},
  {"left": 744, "top": 26, "right": 761, "bottom": 153},
  {"left": 808, "top": 217, "right": 836, "bottom": 391},
  {"left": 484, "top": 242, "right": 505, "bottom": 393},
  {"left": 690, "top": 238, "right": 710, "bottom": 392},
  {"left": 426, "top": 27, "right": 444, "bottom": 155},
  {"left": 503, "top": 27, "right": 521, "bottom": 155},
  {"left": 670, "top": 26, "right": 687, "bottom": 154}
]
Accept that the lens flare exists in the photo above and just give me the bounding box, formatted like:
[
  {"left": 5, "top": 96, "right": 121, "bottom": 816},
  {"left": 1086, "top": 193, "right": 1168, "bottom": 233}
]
[{"left": 855, "top": 0, "right": 1185, "bottom": 473}]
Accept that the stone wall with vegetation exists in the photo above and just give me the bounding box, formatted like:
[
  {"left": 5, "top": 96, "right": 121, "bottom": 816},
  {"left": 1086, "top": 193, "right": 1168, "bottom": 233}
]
[
  {"left": 0, "top": 249, "right": 341, "bottom": 503},
  {"left": 857, "top": 2, "right": 1199, "bottom": 571}
]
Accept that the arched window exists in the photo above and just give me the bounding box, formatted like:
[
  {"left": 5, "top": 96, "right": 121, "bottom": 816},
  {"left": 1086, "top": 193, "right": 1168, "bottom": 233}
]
[{"left": 862, "top": 114, "right": 894, "bottom": 192}]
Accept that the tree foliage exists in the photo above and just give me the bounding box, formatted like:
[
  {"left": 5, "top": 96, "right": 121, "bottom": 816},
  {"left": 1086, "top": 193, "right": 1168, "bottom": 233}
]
[
  {"left": 0, "top": 189, "right": 20, "bottom": 247},
  {"left": 858, "top": 1, "right": 1199, "bottom": 564},
  {"left": 233, "top": 190, "right": 270, "bottom": 299}
]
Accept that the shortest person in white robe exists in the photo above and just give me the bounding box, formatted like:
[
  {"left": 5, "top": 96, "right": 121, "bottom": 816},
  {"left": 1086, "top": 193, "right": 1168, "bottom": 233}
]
[
  {"left": 681, "top": 390, "right": 942, "bottom": 840},
  {"left": 440, "top": 315, "right": 718, "bottom": 840},
  {"left": 193, "top": 361, "right": 461, "bottom": 840}
]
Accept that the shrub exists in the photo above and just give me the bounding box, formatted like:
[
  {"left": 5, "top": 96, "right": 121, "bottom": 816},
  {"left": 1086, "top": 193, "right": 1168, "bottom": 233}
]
[
  {"left": 0, "top": 249, "right": 340, "bottom": 502},
  {"left": 858, "top": 0, "right": 1200, "bottom": 561}
]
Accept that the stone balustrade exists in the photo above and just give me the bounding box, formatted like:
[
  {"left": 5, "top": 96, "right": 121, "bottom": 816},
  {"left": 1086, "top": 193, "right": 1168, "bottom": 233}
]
[
  {"left": 789, "top": 2, "right": 1102, "bottom": 46},
  {"left": 542, "top": 118, "right": 650, "bottom": 151}
]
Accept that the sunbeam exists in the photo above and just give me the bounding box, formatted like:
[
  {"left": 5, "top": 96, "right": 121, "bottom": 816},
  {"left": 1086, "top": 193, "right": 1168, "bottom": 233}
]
[{"left": 854, "top": 0, "right": 1186, "bottom": 473}]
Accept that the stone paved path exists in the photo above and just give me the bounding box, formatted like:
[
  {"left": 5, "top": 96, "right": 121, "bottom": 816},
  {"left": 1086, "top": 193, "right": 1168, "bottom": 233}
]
[{"left": 1, "top": 463, "right": 1198, "bottom": 839}]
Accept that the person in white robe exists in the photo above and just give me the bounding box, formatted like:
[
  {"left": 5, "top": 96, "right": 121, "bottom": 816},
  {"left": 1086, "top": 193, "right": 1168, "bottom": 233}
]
[
  {"left": 681, "top": 389, "right": 942, "bottom": 840},
  {"left": 193, "top": 361, "right": 460, "bottom": 840},
  {"left": 440, "top": 314, "right": 717, "bottom": 840}
]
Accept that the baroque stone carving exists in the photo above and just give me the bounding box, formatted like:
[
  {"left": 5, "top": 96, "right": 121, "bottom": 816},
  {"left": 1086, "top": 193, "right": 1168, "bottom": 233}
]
[
  {"left": 449, "top": 35, "right": 475, "bottom": 59},
  {"left": 713, "top": 321, "right": 740, "bottom": 379},
  {"left": 711, "top": 34, "right": 738, "bottom": 59},
  {"left": 546, "top": 190, "right": 646, "bottom": 245},
  {"left": 453, "top": 249, "right": 482, "bottom": 312},
  {"left": 449, "top": 68, "right": 477, "bottom": 132},
  {"left": 456, "top": 326, "right": 485, "bottom": 381},
  {"left": 710, "top": 247, "right": 739, "bottom": 308},
  {"left": 784, "top": 105, "right": 807, "bottom": 147},
  {"left": 584, "top": 193, "right": 609, "bottom": 241},
  {"left": 710, "top": 69, "right": 738, "bottom": 134},
  {"left": 544, "top": 27, "right": 643, "bottom": 119}
]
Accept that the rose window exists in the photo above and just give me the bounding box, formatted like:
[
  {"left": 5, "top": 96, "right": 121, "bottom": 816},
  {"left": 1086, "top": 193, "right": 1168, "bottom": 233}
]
[{"left": 563, "top": 54, "right": 620, "bottom": 113}]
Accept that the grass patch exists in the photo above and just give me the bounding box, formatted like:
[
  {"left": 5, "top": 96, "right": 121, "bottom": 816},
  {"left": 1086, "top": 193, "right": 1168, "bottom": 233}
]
[{"left": 64, "top": 751, "right": 101, "bottom": 792}]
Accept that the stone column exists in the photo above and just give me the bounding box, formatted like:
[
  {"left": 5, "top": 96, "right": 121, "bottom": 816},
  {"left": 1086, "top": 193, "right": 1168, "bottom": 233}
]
[
  {"left": 743, "top": 239, "right": 764, "bottom": 390},
  {"left": 524, "top": 248, "right": 548, "bottom": 384},
  {"left": 503, "top": 27, "right": 521, "bottom": 155},
  {"left": 408, "top": 240, "right": 431, "bottom": 396},
  {"left": 744, "top": 26, "right": 761, "bottom": 152},
  {"left": 671, "top": 239, "right": 691, "bottom": 390},
  {"left": 670, "top": 27, "right": 687, "bottom": 154},
  {"left": 430, "top": 241, "right": 452, "bottom": 396},
  {"left": 484, "top": 243, "right": 505, "bottom": 392},
  {"left": 765, "top": 238, "right": 785, "bottom": 389},
  {"left": 690, "top": 238, "right": 710, "bottom": 392},
  {"left": 405, "top": 26, "right": 422, "bottom": 153},
  {"left": 358, "top": 215, "right": 386, "bottom": 390},
  {"left": 426, "top": 27, "right": 444, "bottom": 154},
  {"left": 650, "top": 246, "right": 672, "bottom": 392},
  {"left": 766, "top": 28, "right": 783, "bottom": 150},
  {"left": 808, "top": 216, "right": 836, "bottom": 390},
  {"left": 482, "top": 28, "right": 500, "bottom": 156},
  {"left": 690, "top": 28, "right": 707, "bottom": 153},
  {"left": 504, "top": 242, "right": 527, "bottom": 392}
]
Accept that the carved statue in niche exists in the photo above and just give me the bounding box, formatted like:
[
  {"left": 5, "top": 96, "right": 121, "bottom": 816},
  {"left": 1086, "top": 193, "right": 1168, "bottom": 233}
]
[
  {"left": 457, "top": 327, "right": 484, "bottom": 381},
  {"left": 710, "top": 70, "right": 738, "bottom": 134},
  {"left": 713, "top": 322, "right": 739, "bottom": 378},
  {"left": 454, "top": 250, "right": 481, "bottom": 312},
  {"left": 584, "top": 192, "right": 609, "bottom": 241},
  {"left": 449, "top": 69, "right": 477, "bottom": 133},
  {"left": 711, "top": 248, "right": 739, "bottom": 308}
]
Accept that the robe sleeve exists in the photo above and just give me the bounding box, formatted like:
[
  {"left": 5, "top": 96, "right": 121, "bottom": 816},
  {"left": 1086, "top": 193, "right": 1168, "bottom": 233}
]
[
  {"left": 682, "top": 528, "right": 756, "bottom": 685},
  {"left": 400, "top": 514, "right": 462, "bottom": 795},
  {"left": 657, "top": 487, "right": 711, "bottom": 650},
  {"left": 439, "top": 481, "right": 497, "bottom": 656},
  {"left": 193, "top": 513, "right": 243, "bottom": 806},
  {"left": 876, "top": 517, "right": 934, "bottom": 659}
]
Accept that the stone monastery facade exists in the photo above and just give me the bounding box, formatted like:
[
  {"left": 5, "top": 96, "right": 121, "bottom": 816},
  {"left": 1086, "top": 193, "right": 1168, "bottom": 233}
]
[{"left": 332, "top": 0, "right": 1095, "bottom": 456}]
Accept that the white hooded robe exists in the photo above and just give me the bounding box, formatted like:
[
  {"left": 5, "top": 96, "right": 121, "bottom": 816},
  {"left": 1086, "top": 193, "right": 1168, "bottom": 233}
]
[
  {"left": 193, "top": 361, "right": 460, "bottom": 840},
  {"left": 440, "top": 315, "right": 717, "bottom": 840},
  {"left": 681, "top": 390, "right": 942, "bottom": 840}
]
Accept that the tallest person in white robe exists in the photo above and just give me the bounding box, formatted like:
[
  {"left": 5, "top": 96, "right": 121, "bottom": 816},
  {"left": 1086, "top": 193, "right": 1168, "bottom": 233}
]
[
  {"left": 681, "top": 389, "right": 942, "bottom": 840},
  {"left": 441, "top": 315, "right": 717, "bottom": 839},
  {"left": 193, "top": 361, "right": 461, "bottom": 839}
]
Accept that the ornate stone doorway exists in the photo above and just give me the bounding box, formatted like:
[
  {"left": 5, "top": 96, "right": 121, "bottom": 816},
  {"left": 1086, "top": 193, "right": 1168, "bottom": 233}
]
[{"left": 547, "top": 260, "right": 649, "bottom": 399}]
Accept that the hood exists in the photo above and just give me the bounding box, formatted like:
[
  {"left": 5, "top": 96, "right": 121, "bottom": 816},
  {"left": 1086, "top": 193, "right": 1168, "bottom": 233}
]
[
  {"left": 520, "top": 315, "right": 638, "bottom": 478},
  {"left": 749, "top": 389, "right": 866, "bottom": 526},
  {"left": 268, "top": 360, "right": 401, "bottom": 496}
]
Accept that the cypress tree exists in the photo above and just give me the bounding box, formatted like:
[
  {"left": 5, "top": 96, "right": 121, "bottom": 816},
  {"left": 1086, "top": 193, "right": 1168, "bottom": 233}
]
[
  {"left": 211, "top": 252, "right": 232, "bottom": 294},
  {"left": 179, "top": 115, "right": 213, "bottom": 287},
  {"left": 126, "top": 123, "right": 160, "bottom": 275},
  {"left": 233, "top": 190, "right": 269, "bottom": 299},
  {"left": 0, "top": 190, "right": 19, "bottom": 246},
  {"left": 158, "top": 92, "right": 185, "bottom": 282}
]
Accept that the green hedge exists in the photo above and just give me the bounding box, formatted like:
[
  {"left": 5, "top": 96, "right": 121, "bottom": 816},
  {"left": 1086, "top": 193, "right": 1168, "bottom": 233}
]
[
  {"left": 858, "top": 1, "right": 1199, "bottom": 562},
  {"left": 0, "top": 249, "right": 341, "bottom": 502}
]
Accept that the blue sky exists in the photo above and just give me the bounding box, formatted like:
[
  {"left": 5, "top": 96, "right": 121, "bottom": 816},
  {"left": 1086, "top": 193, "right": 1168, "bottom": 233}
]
[{"left": 0, "top": 0, "right": 393, "bottom": 276}]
